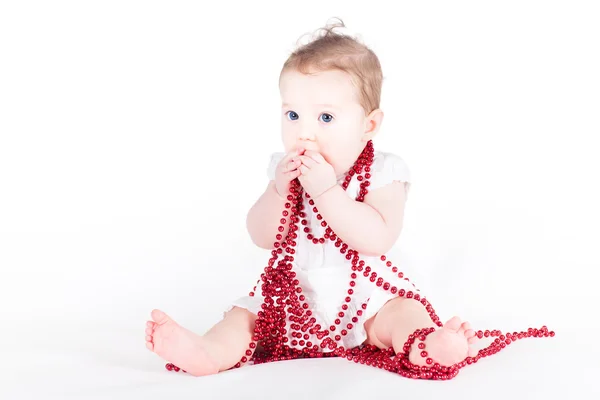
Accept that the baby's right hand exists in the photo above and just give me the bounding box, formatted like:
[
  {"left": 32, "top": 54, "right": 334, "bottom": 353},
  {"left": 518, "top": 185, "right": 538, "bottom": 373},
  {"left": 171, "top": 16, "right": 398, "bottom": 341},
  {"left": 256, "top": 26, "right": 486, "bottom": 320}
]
[{"left": 275, "top": 148, "right": 304, "bottom": 198}]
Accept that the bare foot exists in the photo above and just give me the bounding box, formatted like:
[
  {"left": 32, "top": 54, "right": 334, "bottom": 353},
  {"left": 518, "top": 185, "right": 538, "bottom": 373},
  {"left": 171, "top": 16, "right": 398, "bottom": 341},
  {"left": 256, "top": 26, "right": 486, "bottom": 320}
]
[
  {"left": 409, "top": 316, "right": 478, "bottom": 367},
  {"left": 145, "top": 309, "right": 220, "bottom": 376}
]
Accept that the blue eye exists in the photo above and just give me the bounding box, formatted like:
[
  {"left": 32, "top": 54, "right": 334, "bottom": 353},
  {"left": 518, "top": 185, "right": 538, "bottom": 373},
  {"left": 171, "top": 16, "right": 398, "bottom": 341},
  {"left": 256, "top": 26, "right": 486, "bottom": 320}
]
[
  {"left": 320, "top": 113, "right": 333, "bottom": 123},
  {"left": 286, "top": 111, "right": 299, "bottom": 120}
]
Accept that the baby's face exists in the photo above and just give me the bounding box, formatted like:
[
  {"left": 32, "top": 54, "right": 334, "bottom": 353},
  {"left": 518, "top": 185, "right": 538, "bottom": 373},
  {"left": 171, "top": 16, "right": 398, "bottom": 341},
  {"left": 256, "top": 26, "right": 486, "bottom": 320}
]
[{"left": 279, "top": 68, "right": 378, "bottom": 177}]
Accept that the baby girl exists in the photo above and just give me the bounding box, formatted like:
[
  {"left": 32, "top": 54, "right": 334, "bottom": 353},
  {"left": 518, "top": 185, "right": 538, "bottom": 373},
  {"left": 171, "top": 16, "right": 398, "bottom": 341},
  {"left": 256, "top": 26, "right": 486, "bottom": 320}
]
[{"left": 144, "top": 20, "right": 481, "bottom": 377}]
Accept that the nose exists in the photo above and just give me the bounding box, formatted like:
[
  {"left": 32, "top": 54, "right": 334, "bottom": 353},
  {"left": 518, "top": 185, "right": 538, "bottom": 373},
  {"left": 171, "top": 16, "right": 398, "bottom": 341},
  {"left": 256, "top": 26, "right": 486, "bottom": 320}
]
[{"left": 297, "top": 126, "right": 315, "bottom": 142}]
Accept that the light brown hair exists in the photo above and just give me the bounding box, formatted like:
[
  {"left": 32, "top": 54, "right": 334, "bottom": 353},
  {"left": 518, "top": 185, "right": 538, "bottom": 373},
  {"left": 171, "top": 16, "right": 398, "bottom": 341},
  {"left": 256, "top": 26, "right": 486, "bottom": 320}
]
[{"left": 279, "top": 18, "right": 383, "bottom": 116}]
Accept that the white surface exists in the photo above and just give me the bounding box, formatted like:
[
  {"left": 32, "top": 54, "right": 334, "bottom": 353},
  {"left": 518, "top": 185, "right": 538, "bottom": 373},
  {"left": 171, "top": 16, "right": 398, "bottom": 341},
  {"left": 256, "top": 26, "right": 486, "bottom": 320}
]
[
  {"left": 1, "top": 1, "right": 599, "bottom": 399},
  {"left": 1, "top": 319, "right": 597, "bottom": 399}
]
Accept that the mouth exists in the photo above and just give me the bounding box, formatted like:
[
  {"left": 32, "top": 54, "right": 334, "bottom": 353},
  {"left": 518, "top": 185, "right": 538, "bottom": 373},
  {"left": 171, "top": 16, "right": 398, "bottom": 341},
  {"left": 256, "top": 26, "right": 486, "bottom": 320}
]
[{"left": 295, "top": 146, "right": 318, "bottom": 154}]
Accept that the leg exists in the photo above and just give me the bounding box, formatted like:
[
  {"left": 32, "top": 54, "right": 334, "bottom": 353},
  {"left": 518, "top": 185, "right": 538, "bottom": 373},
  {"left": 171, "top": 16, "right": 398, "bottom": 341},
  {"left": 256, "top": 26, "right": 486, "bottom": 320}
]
[
  {"left": 364, "top": 297, "right": 478, "bottom": 366},
  {"left": 203, "top": 307, "right": 258, "bottom": 368},
  {"left": 145, "top": 307, "right": 257, "bottom": 376}
]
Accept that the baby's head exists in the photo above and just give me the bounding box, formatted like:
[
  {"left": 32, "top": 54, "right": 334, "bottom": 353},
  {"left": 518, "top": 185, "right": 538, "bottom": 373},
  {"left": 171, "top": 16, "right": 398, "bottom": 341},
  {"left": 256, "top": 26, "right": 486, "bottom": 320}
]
[{"left": 279, "top": 19, "right": 384, "bottom": 176}]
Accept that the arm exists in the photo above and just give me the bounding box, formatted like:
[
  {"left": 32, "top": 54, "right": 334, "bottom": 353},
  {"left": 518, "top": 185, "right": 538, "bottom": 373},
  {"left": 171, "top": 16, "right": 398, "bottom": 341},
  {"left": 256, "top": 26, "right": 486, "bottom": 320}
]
[
  {"left": 246, "top": 149, "right": 304, "bottom": 249},
  {"left": 246, "top": 181, "right": 291, "bottom": 250},
  {"left": 312, "top": 181, "right": 407, "bottom": 256}
]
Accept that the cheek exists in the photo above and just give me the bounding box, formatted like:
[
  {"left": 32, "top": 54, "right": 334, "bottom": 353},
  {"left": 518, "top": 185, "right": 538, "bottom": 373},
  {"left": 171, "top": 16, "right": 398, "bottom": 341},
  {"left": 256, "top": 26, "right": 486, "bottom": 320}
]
[
  {"left": 322, "top": 126, "right": 354, "bottom": 147},
  {"left": 281, "top": 132, "right": 295, "bottom": 150},
  {"left": 281, "top": 124, "right": 293, "bottom": 138}
]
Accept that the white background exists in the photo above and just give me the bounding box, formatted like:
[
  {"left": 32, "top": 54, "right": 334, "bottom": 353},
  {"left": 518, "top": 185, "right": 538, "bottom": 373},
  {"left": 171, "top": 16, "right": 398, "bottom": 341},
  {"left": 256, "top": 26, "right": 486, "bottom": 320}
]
[{"left": 1, "top": 1, "right": 599, "bottom": 399}]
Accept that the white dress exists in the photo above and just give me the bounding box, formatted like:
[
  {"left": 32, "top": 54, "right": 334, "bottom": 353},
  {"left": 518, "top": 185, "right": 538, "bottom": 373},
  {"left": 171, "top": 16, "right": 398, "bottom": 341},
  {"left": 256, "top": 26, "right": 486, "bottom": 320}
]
[{"left": 226, "top": 149, "right": 420, "bottom": 351}]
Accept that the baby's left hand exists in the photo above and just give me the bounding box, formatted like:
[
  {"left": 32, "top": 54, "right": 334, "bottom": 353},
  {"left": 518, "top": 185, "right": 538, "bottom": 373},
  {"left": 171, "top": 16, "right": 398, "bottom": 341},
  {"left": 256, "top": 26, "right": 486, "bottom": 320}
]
[{"left": 297, "top": 150, "right": 338, "bottom": 199}]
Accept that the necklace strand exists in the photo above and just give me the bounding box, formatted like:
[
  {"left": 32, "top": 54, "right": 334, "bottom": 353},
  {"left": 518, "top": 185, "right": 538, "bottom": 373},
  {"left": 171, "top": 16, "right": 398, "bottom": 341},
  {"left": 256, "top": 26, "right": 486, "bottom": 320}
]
[{"left": 166, "top": 140, "right": 554, "bottom": 379}]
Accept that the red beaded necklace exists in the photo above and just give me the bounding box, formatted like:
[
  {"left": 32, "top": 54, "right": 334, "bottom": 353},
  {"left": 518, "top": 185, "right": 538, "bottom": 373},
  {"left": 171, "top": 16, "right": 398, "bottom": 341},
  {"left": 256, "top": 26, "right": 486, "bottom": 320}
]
[{"left": 166, "top": 140, "right": 554, "bottom": 380}]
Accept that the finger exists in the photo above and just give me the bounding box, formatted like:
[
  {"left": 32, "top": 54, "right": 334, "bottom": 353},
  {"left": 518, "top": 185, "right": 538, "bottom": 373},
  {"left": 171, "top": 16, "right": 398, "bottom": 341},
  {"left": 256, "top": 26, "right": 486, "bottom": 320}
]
[
  {"left": 283, "top": 158, "right": 301, "bottom": 173},
  {"left": 298, "top": 155, "right": 317, "bottom": 169},
  {"left": 280, "top": 148, "right": 302, "bottom": 165},
  {"left": 286, "top": 169, "right": 301, "bottom": 179},
  {"left": 290, "top": 147, "right": 305, "bottom": 159},
  {"left": 302, "top": 150, "right": 326, "bottom": 163},
  {"left": 299, "top": 164, "right": 309, "bottom": 174}
]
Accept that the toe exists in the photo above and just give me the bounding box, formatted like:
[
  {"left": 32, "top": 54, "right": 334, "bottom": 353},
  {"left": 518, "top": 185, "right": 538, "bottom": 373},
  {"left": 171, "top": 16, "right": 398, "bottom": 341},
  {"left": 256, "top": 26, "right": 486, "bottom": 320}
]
[
  {"left": 146, "top": 341, "right": 154, "bottom": 351},
  {"left": 468, "top": 336, "right": 478, "bottom": 344},
  {"left": 145, "top": 327, "right": 153, "bottom": 335},
  {"left": 444, "top": 316, "right": 462, "bottom": 332},
  {"left": 457, "top": 321, "right": 471, "bottom": 336},
  {"left": 146, "top": 335, "right": 153, "bottom": 342},
  {"left": 146, "top": 321, "right": 155, "bottom": 328},
  {"left": 151, "top": 309, "right": 170, "bottom": 324},
  {"left": 465, "top": 329, "right": 476, "bottom": 338}
]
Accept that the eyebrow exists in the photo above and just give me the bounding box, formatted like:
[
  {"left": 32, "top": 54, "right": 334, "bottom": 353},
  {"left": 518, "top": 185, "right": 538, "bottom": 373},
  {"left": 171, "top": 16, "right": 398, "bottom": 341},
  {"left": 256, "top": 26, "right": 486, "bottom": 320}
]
[{"left": 282, "top": 103, "right": 339, "bottom": 110}]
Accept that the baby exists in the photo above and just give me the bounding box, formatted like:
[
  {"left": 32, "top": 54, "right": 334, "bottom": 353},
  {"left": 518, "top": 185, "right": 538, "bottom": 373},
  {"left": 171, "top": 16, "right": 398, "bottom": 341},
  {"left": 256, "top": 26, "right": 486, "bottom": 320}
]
[{"left": 144, "top": 19, "right": 480, "bottom": 377}]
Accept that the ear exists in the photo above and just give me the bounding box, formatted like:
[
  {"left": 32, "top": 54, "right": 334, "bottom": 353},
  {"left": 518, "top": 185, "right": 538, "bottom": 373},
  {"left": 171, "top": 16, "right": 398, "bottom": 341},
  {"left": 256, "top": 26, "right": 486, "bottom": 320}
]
[{"left": 362, "top": 108, "right": 384, "bottom": 142}]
